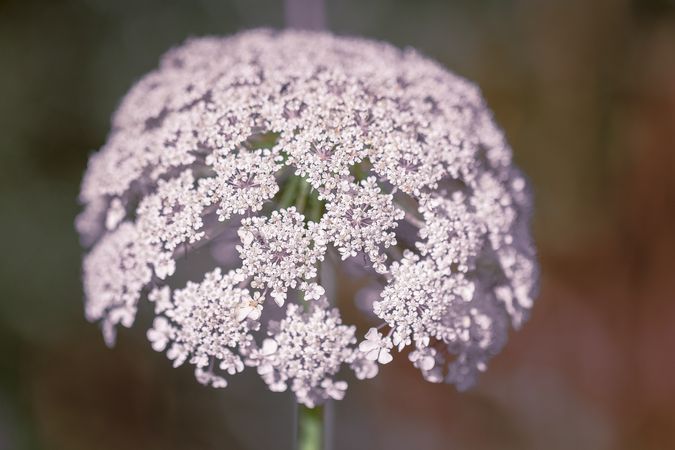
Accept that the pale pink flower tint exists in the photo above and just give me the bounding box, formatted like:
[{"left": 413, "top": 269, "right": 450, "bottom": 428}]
[{"left": 76, "top": 29, "right": 538, "bottom": 407}]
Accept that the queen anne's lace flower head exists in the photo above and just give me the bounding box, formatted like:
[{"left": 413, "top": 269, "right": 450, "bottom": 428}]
[{"left": 76, "top": 29, "right": 538, "bottom": 407}]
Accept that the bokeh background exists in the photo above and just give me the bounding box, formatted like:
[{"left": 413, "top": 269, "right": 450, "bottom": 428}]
[{"left": 1, "top": 0, "right": 674, "bottom": 449}]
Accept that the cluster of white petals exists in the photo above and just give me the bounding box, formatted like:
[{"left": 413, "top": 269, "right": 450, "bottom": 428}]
[
  {"left": 242, "top": 300, "right": 357, "bottom": 407},
  {"left": 321, "top": 177, "right": 404, "bottom": 273},
  {"left": 237, "top": 207, "right": 326, "bottom": 306},
  {"left": 137, "top": 170, "right": 209, "bottom": 252},
  {"left": 201, "top": 148, "right": 283, "bottom": 221},
  {"left": 82, "top": 223, "right": 153, "bottom": 347},
  {"left": 77, "top": 29, "right": 537, "bottom": 407},
  {"left": 146, "top": 269, "right": 255, "bottom": 387}
]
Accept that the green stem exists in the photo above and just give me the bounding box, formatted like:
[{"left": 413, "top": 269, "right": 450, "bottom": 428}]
[
  {"left": 279, "top": 175, "right": 300, "bottom": 209},
  {"left": 295, "top": 178, "right": 311, "bottom": 213},
  {"left": 351, "top": 160, "right": 367, "bottom": 181},
  {"left": 297, "top": 404, "right": 324, "bottom": 450},
  {"left": 308, "top": 189, "right": 323, "bottom": 223}
]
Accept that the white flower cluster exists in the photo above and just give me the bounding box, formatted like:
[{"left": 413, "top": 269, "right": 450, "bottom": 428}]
[
  {"left": 137, "top": 169, "right": 209, "bottom": 252},
  {"left": 321, "top": 177, "right": 404, "bottom": 273},
  {"left": 242, "top": 301, "right": 362, "bottom": 407},
  {"left": 201, "top": 148, "right": 283, "bottom": 221},
  {"left": 77, "top": 29, "right": 538, "bottom": 407},
  {"left": 237, "top": 207, "right": 326, "bottom": 306},
  {"left": 146, "top": 269, "right": 255, "bottom": 388}
]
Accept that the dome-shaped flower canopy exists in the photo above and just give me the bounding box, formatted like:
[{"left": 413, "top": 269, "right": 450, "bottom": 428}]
[{"left": 76, "top": 29, "right": 538, "bottom": 407}]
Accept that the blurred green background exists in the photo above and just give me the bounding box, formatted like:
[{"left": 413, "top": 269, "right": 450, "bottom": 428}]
[{"left": 1, "top": 0, "right": 674, "bottom": 449}]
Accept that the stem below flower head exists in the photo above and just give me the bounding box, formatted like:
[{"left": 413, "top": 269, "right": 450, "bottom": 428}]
[{"left": 297, "top": 404, "right": 324, "bottom": 450}]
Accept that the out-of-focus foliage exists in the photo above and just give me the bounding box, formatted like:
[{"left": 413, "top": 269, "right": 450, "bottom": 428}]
[{"left": 0, "top": 0, "right": 673, "bottom": 449}]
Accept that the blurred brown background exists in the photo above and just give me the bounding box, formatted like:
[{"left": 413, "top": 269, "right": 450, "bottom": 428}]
[{"left": 1, "top": 0, "right": 674, "bottom": 449}]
